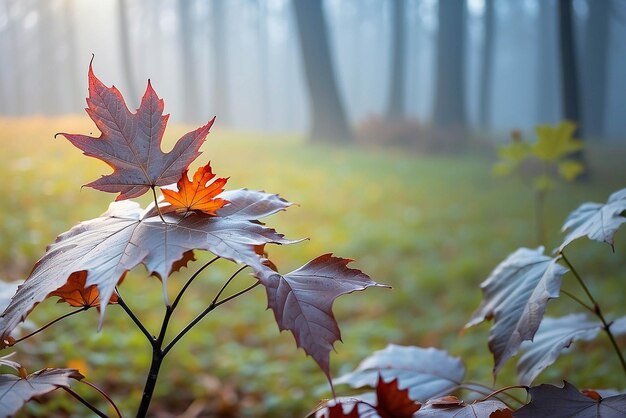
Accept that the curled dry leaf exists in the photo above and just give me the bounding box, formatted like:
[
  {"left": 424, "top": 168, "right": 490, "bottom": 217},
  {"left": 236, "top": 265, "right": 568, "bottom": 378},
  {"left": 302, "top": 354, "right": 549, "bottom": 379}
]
[
  {"left": 57, "top": 62, "right": 212, "bottom": 200},
  {"left": 162, "top": 162, "right": 229, "bottom": 215}
]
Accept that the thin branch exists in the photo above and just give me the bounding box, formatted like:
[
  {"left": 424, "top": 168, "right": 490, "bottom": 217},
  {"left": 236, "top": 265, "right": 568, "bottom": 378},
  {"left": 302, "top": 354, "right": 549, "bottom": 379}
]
[
  {"left": 163, "top": 267, "right": 256, "bottom": 356},
  {"left": 171, "top": 256, "right": 220, "bottom": 312},
  {"left": 80, "top": 380, "right": 123, "bottom": 418},
  {"left": 560, "top": 251, "right": 626, "bottom": 375},
  {"left": 115, "top": 288, "right": 155, "bottom": 346},
  {"left": 212, "top": 281, "right": 260, "bottom": 309},
  {"left": 62, "top": 386, "right": 109, "bottom": 418},
  {"left": 560, "top": 289, "right": 595, "bottom": 313},
  {"left": 211, "top": 265, "right": 249, "bottom": 306},
  {"left": 11, "top": 308, "right": 87, "bottom": 345}
]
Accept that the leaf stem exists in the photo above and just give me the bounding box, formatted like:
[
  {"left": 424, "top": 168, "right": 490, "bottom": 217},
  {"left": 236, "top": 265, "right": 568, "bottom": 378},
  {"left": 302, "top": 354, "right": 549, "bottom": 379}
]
[
  {"left": 461, "top": 382, "right": 525, "bottom": 406},
  {"left": 171, "top": 256, "right": 220, "bottom": 312},
  {"left": 150, "top": 186, "right": 167, "bottom": 224},
  {"left": 11, "top": 307, "right": 88, "bottom": 345},
  {"left": 163, "top": 266, "right": 253, "bottom": 356},
  {"left": 62, "top": 386, "right": 110, "bottom": 418},
  {"left": 80, "top": 380, "right": 123, "bottom": 418},
  {"left": 560, "top": 251, "right": 626, "bottom": 375},
  {"left": 478, "top": 384, "right": 528, "bottom": 403},
  {"left": 115, "top": 288, "right": 155, "bottom": 345}
]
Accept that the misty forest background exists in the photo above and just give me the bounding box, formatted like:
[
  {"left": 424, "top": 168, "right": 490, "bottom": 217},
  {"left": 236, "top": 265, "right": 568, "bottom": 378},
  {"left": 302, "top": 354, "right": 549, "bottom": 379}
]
[{"left": 1, "top": 0, "right": 626, "bottom": 417}]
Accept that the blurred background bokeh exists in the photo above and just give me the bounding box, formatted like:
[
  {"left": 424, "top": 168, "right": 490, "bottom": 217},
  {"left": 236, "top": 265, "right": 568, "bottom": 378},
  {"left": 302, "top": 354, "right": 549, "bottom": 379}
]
[{"left": 1, "top": 0, "right": 625, "bottom": 417}]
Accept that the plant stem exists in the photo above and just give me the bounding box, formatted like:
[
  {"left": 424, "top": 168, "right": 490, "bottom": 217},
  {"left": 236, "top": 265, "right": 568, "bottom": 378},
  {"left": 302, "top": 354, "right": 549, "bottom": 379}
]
[
  {"left": 81, "top": 380, "right": 123, "bottom": 418},
  {"left": 136, "top": 264, "right": 254, "bottom": 416},
  {"left": 560, "top": 251, "right": 626, "bottom": 375},
  {"left": 115, "top": 289, "right": 155, "bottom": 345},
  {"left": 62, "top": 386, "right": 110, "bottom": 418},
  {"left": 11, "top": 308, "right": 87, "bottom": 345},
  {"left": 136, "top": 348, "right": 163, "bottom": 418}
]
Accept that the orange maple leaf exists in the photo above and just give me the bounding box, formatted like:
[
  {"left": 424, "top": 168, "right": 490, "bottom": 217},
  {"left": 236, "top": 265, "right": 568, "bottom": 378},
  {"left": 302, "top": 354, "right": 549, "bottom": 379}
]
[
  {"left": 162, "top": 162, "right": 229, "bottom": 215},
  {"left": 49, "top": 271, "right": 120, "bottom": 308}
]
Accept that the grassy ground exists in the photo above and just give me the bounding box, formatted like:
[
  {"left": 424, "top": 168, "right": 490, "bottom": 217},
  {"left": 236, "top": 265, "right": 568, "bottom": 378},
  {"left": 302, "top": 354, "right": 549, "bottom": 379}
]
[{"left": 1, "top": 116, "right": 625, "bottom": 417}]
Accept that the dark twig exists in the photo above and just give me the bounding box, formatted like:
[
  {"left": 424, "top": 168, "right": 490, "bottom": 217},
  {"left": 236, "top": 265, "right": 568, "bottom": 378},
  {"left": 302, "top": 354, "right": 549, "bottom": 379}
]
[
  {"left": 171, "top": 256, "right": 220, "bottom": 311},
  {"left": 115, "top": 288, "right": 155, "bottom": 345},
  {"left": 62, "top": 386, "right": 109, "bottom": 418},
  {"left": 163, "top": 266, "right": 253, "bottom": 356},
  {"left": 11, "top": 308, "right": 87, "bottom": 345},
  {"left": 81, "top": 380, "right": 123, "bottom": 418},
  {"left": 560, "top": 251, "right": 626, "bottom": 375}
]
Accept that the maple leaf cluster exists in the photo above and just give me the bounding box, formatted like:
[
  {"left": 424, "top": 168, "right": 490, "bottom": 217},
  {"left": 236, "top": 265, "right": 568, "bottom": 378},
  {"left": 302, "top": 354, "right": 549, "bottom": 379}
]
[{"left": 0, "top": 63, "right": 385, "bottom": 389}]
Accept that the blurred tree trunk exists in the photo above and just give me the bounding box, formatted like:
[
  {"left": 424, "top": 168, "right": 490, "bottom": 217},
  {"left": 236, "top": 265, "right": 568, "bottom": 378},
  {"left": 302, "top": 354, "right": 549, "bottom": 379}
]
[
  {"left": 558, "top": 0, "right": 586, "bottom": 169},
  {"left": 63, "top": 0, "right": 80, "bottom": 112},
  {"left": 211, "top": 0, "right": 230, "bottom": 125},
  {"left": 3, "top": 0, "right": 23, "bottom": 114},
  {"left": 582, "top": 0, "right": 609, "bottom": 139},
  {"left": 386, "top": 0, "right": 406, "bottom": 120},
  {"left": 293, "top": 0, "right": 351, "bottom": 143},
  {"left": 433, "top": 0, "right": 466, "bottom": 130},
  {"left": 536, "top": 0, "right": 559, "bottom": 125},
  {"left": 118, "top": 0, "right": 138, "bottom": 102},
  {"left": 258, "top": 0, "right": 270, "bottom": 130},
  {"left": 478, "top": 0, "right": 494, "bottom": 129},
  {"left": 37, "top": 0, "right": 57, "bottom": 114},
  {"left": 178, "top": 0, "right": 200, "bottom": 122}
]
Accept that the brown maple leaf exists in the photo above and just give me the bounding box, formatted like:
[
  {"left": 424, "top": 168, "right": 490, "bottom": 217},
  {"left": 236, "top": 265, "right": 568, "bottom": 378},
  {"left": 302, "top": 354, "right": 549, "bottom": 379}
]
[
  {"left": 49, "top": 271, "right": 120, "bottom": 308},
  {"left": 162, "top": 162, "right": 229, "bottom": 215},
  {"left": 57, "top": 61, "right": 213, "bottom": 200}
]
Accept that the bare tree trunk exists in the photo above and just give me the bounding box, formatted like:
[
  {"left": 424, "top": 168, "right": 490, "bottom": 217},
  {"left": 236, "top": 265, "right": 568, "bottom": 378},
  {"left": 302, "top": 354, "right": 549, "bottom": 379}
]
[
  {"left": 433, "top": 0, "right": 466, "bottom": 130},
  {"left": 118, "top": 0, "right": 138, "bottom": 103},
  {"left": 178, "top": 0, "right": 200, "bottom": 122},
  {"left": 582, "top": 0, "right": 609, "bottom": 139},
  {"left": 558, "top": 0, "right": 586, "bottom": 168},
  {"left": 478, "top": 0, "right": 495, "bottom": 129},
  {"left": 293, "top": 0, "right": 351, "bottom": 142},
  {"left": 536, "top": 0, "right": 559, "bottom": 125},
  {"left": 211, "top": 0, "right": 230, "bottom": 125},
  {"left": 386, "top": 0, "right": 406, "bottom": 120}
]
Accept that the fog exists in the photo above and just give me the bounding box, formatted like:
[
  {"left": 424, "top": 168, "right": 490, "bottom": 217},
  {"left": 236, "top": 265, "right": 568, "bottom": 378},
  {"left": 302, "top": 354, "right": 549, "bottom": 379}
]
[{"left": 0, "top": 0, "right": 624, "bottom": 141}]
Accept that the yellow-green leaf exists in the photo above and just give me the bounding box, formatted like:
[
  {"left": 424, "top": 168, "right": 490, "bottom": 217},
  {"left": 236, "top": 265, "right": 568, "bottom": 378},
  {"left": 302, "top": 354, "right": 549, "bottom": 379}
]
[
  {"left": 533, "top": 175, "right": 555, "bottom": 192},
  {"left": 532, "top": 121, "right": 583, "bottom": 161},
  {"left": 558, "top": 160, "right": 584, "bottom": 182}
]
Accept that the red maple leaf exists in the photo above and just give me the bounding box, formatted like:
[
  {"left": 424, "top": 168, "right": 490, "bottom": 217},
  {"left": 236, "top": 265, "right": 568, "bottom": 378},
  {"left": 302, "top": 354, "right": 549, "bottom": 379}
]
[
  {"left": 375, "top": 376, "right": 421, "bottom": 418},
  {"left": 162, "top": 162, "right": 229, "bottom": 215},
  {"left": 57, "top": 61, "right": 213, "bottom": 200}
]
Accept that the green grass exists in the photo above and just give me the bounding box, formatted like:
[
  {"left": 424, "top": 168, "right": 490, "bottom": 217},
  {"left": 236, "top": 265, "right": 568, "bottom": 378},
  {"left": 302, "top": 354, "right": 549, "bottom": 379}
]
[{"left": 1, "top": 116, "right": 625, "bottom": 417}]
